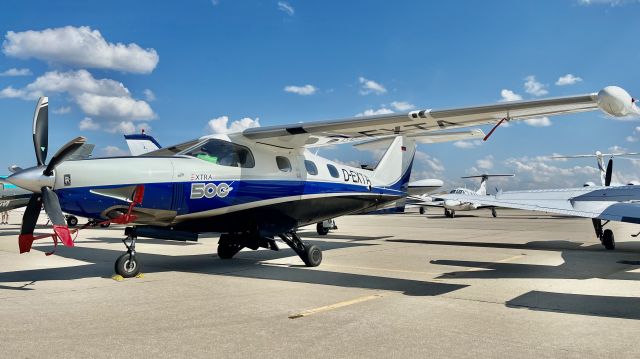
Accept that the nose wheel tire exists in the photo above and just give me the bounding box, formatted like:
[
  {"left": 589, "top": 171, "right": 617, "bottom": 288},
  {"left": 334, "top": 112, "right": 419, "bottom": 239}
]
[
  {"left": 419, "top": 207, "right": 425, "bottom": 215},
  {"left": 115, "top": 253, "right": 140, "bottom": 278},
  {"left": 602, "top": 229, "right": 615, "bottom": 250}
]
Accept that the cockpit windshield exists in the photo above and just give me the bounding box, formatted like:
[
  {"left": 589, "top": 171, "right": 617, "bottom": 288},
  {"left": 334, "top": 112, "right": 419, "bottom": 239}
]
[{"left": 181, "top": 139, "right": 255, "bottom": 168}]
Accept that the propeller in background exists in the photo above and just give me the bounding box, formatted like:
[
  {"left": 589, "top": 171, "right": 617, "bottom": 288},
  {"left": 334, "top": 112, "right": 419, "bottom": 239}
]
[{"left": 7, "top": 96, "right": 86, "bottom": 253}]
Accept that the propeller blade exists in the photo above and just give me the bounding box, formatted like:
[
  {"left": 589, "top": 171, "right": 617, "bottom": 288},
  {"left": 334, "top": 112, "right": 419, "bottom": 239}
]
[
  {"left": 605, "top": 158, "right": 613, "bottom": 186},
  {"left": 41, "top": 187, "right": 73, "bottom": 247},
  {"left": 43, "top": 136, "right": 87, "bottom": 176},
  {"left": 32, "top": 97, "right": 49, "bottom": 166},
  {"left": 19, "top": 193, "right": 42, "bottom": 253}
]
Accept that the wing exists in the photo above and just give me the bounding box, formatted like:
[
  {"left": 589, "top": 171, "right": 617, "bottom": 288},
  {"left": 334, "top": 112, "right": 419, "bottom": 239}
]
[
  {"left": 239, "top": 86, "right": 638, "bottom": 148},
  {"left": 441, "top": 185, "right": 640, "bottom": 223}
]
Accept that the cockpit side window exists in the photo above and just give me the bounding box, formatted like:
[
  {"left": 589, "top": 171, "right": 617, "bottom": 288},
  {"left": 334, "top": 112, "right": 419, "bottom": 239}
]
[{"left": 183, "top": 139, "right": 255, "bottom": 168}]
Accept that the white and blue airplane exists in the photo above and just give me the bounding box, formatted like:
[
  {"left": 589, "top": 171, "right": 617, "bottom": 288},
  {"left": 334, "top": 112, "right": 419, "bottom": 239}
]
[
  {"left": 5, "top": 86, "right": 637, "bottom": 277},
  {"left": 441, "top": 158, "right": 640, "bottom": 251}
]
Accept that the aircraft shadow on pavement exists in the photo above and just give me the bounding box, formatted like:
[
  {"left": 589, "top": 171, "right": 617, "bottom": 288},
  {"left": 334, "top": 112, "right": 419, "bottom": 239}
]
[
  {"left": 507, "top": 291, "right": 640, "bottom": 320},
  {"left": 387, "top": 239, "right": 640, "bottom": 281},
  {"left": 0, "top": 239, "right": 466, "bottom": 297}
]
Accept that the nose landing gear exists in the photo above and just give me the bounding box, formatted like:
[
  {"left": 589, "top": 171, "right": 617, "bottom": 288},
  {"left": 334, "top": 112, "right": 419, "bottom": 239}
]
[{"left": 114, "top": 227, "right": 140, "bottom": 278}]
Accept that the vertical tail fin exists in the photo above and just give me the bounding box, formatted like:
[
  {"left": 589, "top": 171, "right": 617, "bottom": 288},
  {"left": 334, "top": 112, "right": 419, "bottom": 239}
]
[
  {"left": 370, "top": 136, "right": 417, "bottom": 192},
  {"left": 124, "top": 133, "right": 161, "bottom": 156}
]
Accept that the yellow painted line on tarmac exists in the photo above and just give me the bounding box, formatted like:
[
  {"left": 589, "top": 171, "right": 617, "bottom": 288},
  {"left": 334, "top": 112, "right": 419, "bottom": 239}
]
[
  {"left": 461, "top": 254, "right": 525, "bottom": 272},
  {"left": 289, "top": 294, "right": 383, "bottom": 319}
]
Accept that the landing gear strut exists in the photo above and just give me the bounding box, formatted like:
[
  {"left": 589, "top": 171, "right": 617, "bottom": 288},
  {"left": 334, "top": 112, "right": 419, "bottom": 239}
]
[
  {"left": 115, "top": 227, "right": 140, "bottom": 277},
  {"left": 491, "top": 208, "right": 497, "bottom": 218},
  {"left": 279, "top": 231, "right": 322, "bottom": 267},
  {"left": 444, "top": 209, "right": 455, "bottom": 218},
  {"left": 592, "top": 219, "right": 615, "bottom": 250}
]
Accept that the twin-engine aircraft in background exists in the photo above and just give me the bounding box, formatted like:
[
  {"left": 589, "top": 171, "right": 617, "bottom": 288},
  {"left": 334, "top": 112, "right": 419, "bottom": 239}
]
[
  {"left": 4, "top": 86, "right": 638, "bottom": 277},
  {"left": 550, "top": 150, "right": 640, "bottom": 186},
  {"left": 409, "top": 174, "right": 514, "bottom": 218},
  {"left": 441, "top": 159, "right": 640, "bottom": 251}
]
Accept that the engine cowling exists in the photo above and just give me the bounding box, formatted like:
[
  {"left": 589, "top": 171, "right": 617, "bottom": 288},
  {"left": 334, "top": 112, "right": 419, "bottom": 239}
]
[{"left": 597, "top": 86, "right": 639, "bottom": 117}]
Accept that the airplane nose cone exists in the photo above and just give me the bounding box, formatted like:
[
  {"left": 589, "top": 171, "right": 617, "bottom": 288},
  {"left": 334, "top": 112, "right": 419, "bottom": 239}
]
[{"left": 6, "top": 166, "right": 54, "bottom": 193}]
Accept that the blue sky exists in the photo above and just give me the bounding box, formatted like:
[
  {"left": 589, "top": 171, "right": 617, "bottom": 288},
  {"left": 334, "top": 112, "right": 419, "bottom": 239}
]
[{"left": 0, "top": 0, "right": 639, "bottom": 190}]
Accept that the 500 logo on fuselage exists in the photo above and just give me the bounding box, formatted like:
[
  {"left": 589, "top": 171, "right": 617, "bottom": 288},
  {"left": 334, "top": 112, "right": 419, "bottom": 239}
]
[{"left": 190, "top": 183, "right": 233, "bottom": 199}]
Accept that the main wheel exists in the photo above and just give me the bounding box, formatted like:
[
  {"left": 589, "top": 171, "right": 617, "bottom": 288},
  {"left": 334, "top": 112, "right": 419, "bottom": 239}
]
[
  {"left": 491, "top": 208, "right": 497, "bottom": 218},
  {"left": 217, "top": 242, "right": 243, "bottom": 259},
  {"left": 450, "top": 210, "right": 456, "bottom": 218},
  {"left": 100, "top": 222, "right": 110, "bottom": 228},
  {"left": 316, "top": 222, "right": 329, "bottom": 235},
  {"left": 444, "top": 209, "right": 450, "bottom": 217},
  {"left": 419, "top": 207, "right": 425, "bottom": 215},
  {"left": 303, "top": 245, "right": 322, "bottom": 267},
  {"left": 115, "top": 253, "right": 140, "bottom": 278},
  {"left": 66, "top": 215, "right": 78, "bottom": 227},
  {"left": 602, "top": 229, "right": 615, "bottom": 250}
]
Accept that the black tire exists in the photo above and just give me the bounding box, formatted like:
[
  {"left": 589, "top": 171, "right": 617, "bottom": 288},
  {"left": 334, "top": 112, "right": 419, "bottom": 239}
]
[
  {"left": 217, "top": 243, "right": 243, "bottom": 259},
  {"left": 100, "top": 222, "right": 110, "bottom": 228},
  {"left": 303, "top": 245, "right": 322, "bottom": 267},
  {"left": 115, "top": 253, "right": 140, "bottom": 278},
  {"left": 316, "top": 222, "right": 329, "bottom": 236},
  {"left": 602, "top": 229, "right": 615, "bottom": 250},
  {"left": 450, "top": 210, "right": 456, "bottom": 218},
  {"left": 444, "top": 209, "right": 450, "bottom": 217},
  {"left": 491, "top": 208, "right": 497, "bottom": 218},
  {"left": 66, "top": 216, "right": 78, "bottom": 227},
  {"left": 419, "top": 207, "right": 425, "bottom": 215}
]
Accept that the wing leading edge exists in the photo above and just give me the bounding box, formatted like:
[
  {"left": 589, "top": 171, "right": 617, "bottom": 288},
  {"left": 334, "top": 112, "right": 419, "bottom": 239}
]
[{"left": 240, "top": 86, "right": 639, "bottom": 148}]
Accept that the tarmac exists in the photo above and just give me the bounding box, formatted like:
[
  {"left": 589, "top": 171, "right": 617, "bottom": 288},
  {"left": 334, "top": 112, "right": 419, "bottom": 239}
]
[{"left": 1, "top": 208, "right": 640, "bottom": 358}]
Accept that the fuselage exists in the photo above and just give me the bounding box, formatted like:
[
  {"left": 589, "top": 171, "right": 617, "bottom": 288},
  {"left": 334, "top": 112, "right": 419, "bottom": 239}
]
[
  {"left": 443, "top": 188, "right": 482, "bottom": 211},
  {"left": 49, "top": 134, "right": 412, "bottom": 236}
]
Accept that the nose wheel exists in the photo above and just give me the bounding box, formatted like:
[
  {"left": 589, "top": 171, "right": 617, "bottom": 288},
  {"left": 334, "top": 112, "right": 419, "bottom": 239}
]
[{"left": 115, "top": 228, "right": 141, "bottom": 278}]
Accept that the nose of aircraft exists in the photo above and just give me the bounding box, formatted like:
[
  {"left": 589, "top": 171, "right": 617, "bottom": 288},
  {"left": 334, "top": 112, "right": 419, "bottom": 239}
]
[{"left": 7, "top": 166, "right": 54, "bottom": 193}]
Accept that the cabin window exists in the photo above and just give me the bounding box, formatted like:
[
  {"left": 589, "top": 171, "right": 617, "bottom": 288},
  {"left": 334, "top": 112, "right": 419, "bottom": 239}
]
[
  {"left": 183, "top": 139, "right": 255, "bottom": 168},
  {"left": 305, "top": 160, "right": 318, "bottom": 175},
  {"left": 327, "top": 164, "right": 339, "bottom": 178},
  {"left": 276, "top": 156, "right": 292, "bottom": 172}
]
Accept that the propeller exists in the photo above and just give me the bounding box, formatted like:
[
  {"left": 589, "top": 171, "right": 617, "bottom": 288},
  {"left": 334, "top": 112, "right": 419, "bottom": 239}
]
[
  {"left": 605, "top": 158, "right": 613, "bottom": 186},
  {"left": 7, "top": 96, "right": 84, "bottom": 253}
]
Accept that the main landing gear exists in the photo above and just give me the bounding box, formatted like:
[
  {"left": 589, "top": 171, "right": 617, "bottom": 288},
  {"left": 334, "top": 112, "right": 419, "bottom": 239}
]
[
  {"left": 444, "top": 208, "right": 455, "bottom": 218},
  {"left": 217, "top": 231, "right": 323, "bottom": 267},
  {"left": 491, "top": 208, "right": 497, "bottom": 218},
  {"left": 419, "top": 207, "right": 425, "bottom": 215},
  {"left": 115, "top": 227, "right": 140, "bottom": 278},
  {"left": 592, "top": 218, "right": 615, "bottom": 250}
]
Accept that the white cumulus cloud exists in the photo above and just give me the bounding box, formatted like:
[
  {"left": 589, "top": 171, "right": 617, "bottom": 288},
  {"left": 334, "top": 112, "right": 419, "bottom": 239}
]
[
  {"left": 277, "top": 1, "right": 295, "bottom": 15},
  {"left": 524, "top": 75, "right": 548, "bottom": 96},
  {"left": 390, "top": 101, "right": 415, "bottom": 111},
  {"left": 78, "top": 117, "right": 101, "bottom": 131},
  {"left": 355, "top": 108, "right": 393, "bottom": 117},
  {"left": 102, "top": 145, "right": 129, "bottom": 157},
  {"left": 523, "top": 117, "right": 552, "bottom": 127},
  {"left": 476, "top": 155, "right": 494, "bottom": 170},
  {"left": 0, "top": 70, "right": 155, "bottom": 121},
  {"left": 0, "top": 67, "right": 31, "bottom": 76},
  {"left": 500, "top": 89, "right": 522, "bottom": 102},
  {"left": 207, "top": 116, "right": 261, "bottom": 134},
  {"left": 284, "top": 84, "right": 316, "bottom": 95},
  {"left": 555, "top": 74, "right": 583, "bottom": 86},
  {"left": 53, "top": 106, "right": 71, "bottom": 114},
  {"left": 358, "top": 76, "right": 386, "bottom": 95},
  {"left": 3, "top": 26, "right": 159, "bottom": 74},
  {"left": 143, "top": 89, "right": 156, "bottom": 101}
]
